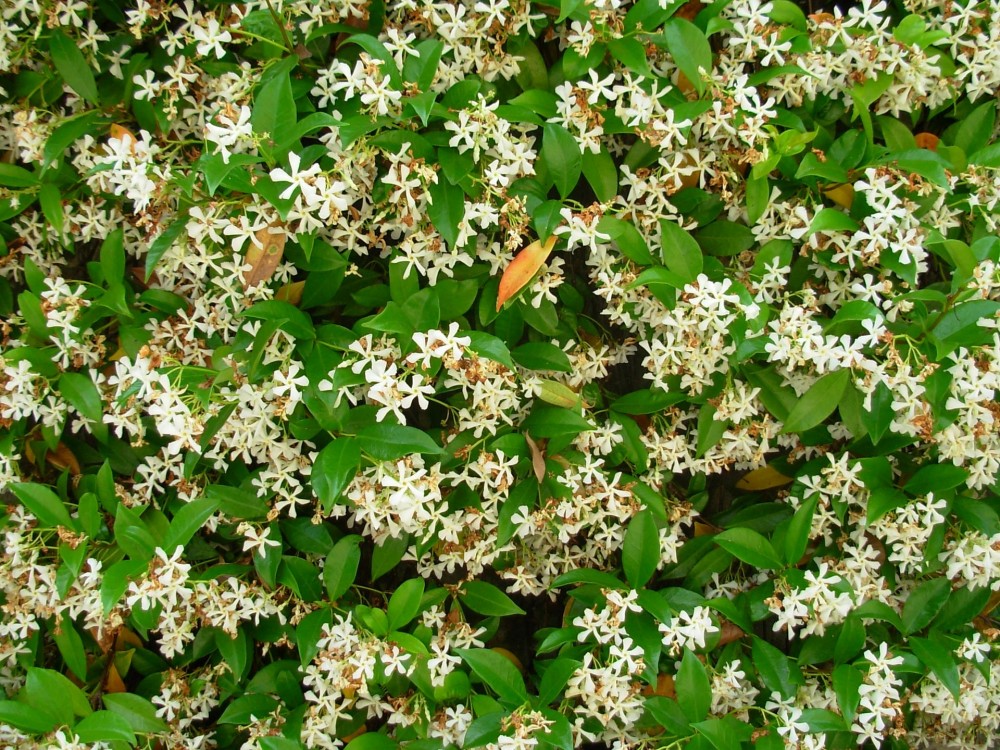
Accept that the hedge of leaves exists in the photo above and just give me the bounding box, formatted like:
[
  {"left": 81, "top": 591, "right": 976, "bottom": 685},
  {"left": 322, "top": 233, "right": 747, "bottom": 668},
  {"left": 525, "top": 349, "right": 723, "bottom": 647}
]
[{"left": 1, "top": 0, "right": 1000, "bottom": 749}]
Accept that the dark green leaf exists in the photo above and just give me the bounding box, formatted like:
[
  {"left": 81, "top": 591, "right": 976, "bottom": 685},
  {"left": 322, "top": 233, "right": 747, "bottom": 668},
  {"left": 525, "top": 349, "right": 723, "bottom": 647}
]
[
  {"left": 623, "top": 510, "right": 660, "bottom": 588},
  {"left": 714, "top": 528, "right": 782, "bottom": 569},
  {"left": 162, "top": 495, "right": 220, "bottom": 552},
  {"left": 357, "top": 424, "right": 444, "bottom": 459},
  {"left": 313, "top": 438, "right": 361, "bottom": 513},
  {"left": 59, "top": 371, "right": 108, "bottom": 443},
  {"left": 461, "top": 580, "right": 526, "bottom": 617},
  {"left": 901, "top": 577, "right": 951, "bottom": 635},
  {"left": 676, "top": 649, "right": 711, "bottom": 722},
  {"left": 49, "top": 29, "right": 99, "bottom": 104},
  {"left": 659, "top": 219, "right": 702, "bottom": 283},
  {"left": 662, "top": 18, "right": 711, "bottom": 95},
  {"left": 427, "top": 176, "right": 465, "bottom": 250},
  {"left": 541, "top": 123, "right": 582, "bottom": 199},
  {"left": 11, "top": 482, "right": 75, "bottom": 530},
  {"left": 387, "top": 577, "right": 425, "bottom": 630},
  {"left": 780, "top": 369, "right": 850, "bottom": 435},
  {"left": 455, "top": 648, "right": 529, "bottom": 705}
]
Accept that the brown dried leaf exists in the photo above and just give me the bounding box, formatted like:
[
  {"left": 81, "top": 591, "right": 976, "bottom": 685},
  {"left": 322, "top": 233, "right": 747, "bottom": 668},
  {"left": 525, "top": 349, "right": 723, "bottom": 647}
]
[
  {"left": 47, "top": 442, "right": 82, "bottom": 476},
  {"left": 243, "top": 222, "right": 287, "bottom": 290},
  {"left": 525, "top": 432, "right": 546, "bottom": 483},
  {"left": 496, "top": 235, "right": 557, "bottom": 311},
  {"left": 718, "top": 619, "right": 745, "bottom": 646}
]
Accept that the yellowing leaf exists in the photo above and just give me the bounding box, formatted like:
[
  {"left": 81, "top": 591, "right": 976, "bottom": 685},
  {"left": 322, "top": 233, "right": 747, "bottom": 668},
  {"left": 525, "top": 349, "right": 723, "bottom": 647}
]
[
  {"left": 536, "top": 380, "right": 581, "bottom": 409},
  {"left": 243, "top": 222, "right": 286, "bottom": 290},
  {"left": 735, "top": 464, "right": 793, "bottom": 491},
  {"left": 823, "top": 184, "right": 855, "bottom": 210},
  {"left": 276, "top": 280, "right": 305, "bottom": 305},
  {"left": 496, "top": 235, "right": 557, "bottom": 311}
]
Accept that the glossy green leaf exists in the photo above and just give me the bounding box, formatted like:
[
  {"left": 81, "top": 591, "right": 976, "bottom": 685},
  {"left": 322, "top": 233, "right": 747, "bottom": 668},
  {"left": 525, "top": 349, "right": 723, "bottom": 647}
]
[
  {"left": 455, "top": 648, "right": 529, "bottom": 705},
  {"left": 622, "top": 509, "right": 660, "bottom": 588},
  {"left": 461, "top": 580, "right": 526, "bottom": 617},
  {"left": 676, "top": 649, "right": 711, "bottom": 722},
  {"left": 714, "top": 528, "right": 782, "bottom": 570},
  {"left": 49, "top": 28, "right": 99, "bottom": 104}
]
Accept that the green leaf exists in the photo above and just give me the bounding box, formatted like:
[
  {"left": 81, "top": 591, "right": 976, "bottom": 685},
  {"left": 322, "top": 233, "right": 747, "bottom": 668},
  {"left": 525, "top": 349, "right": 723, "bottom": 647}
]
[
  {"left": 387, "top": 577, "right": 425, "bottom": 630},
  {"left": 145, "top": 216, "right": 189, "bottom": 281},
  {"left": 693, "top": 717, "right": 753, "bottom": 750},
  {"left": 780, "top": 369, "right": 850, "bottom": 435},
  {"left": 714, "top": 528, "right": 782, "bottom": 569},
  {"left": 218, "top": 695, "right": 280, "bottom": 725},
  {"left": 511, "top": 342, "right": 572, "bottom": 372},
  {"left": 357, "top": 423, "right": 444, "bottom": 460},
  {"left": 313, "top": 438, "right": 361, "bottom": 513},
  {"left": 623, "top": 510, "right": 660, "bottom": 588},
  {"left": 74, "top": 711, "right": 138, "bottom": 745},
  {"left": 581, "top": 147, "right": 618, "bottom": 202},
  {"left": 11, "top": 482, "right": 75, "bottom": 530},
  {"left": 784, "top": 495, "right": 817, "bottom": 565},
  {"left": 465, "top": 331, "right": 515, "bottom": 369},
  {"left": 0, "top": 162, "right": 40, "bottom": 188},
  {"left": 910, "top": 636, "right": 960, "bottom": 700},
  {"left": 676, "top": 649, "right": 711, "bottom": 722},
  {"left": 25, "top": 668, "right": 91, "bottom": 722},
  {"left": 59, "top": 371, "right": 108, "bottom": 443},
  {"left": 901, "top": 577, "right": 951, "bottom": 635},
  {"left": 371, "top": 533, "right": 409, "bottom": 580},
  {"left": 806, "top": 208, "right": 858, "bottom": 236},
  {"left": 832, "top": 664, "right": 863, "bottom": 723},
  {"left": 521, "top": 405, "right": 593, "bottom": 439},
  {"left": 345, "top": 733, "right": 399, "bottom": 750},
  {"left": 694, "top": 220, "right": 755, "bottom": 256},
  {"left": 598, "top": 216, "right": 656, "bottom": 265},
  {"left": 538, "top": 658, "right": 582, "bottom": 706},
  {"left": 252, "top": 57, "right": 298, "bottom": 159},
  {"left": 0, "top": 701, "right": 57, "bottom": 734},
  {"left": 461, "top": 580, "right": 526, "bottom": 617},
  {"left": 324, "top": 535, "right": 362, "bottom": 601},
  {"left": 49, "top": 28, "right": 99, "bottom": 105},
  {"left": 455, "top": 648, "right": 529, "bottom": 706},
  {"left": 427, "top": 175, "right": 465, "bottom": 250},
  {"left": 659, "top": 219, "right": 703, "bottom": 283},
  {"left": 38, "top": 183, "right": 65, "bottom": 238},
  {"left": 662, "top": 18, "right": 711, "bottom": 95},
  {"left": 53, "top": 613, "right": 88, "bottom": 680},
  {"left": 216, "top": 628, "right": 251, "bottom": 682},
  {"left": 752, "top": 636, "right": 801, "bottom": 699},
  {"left": 204, "top": 484, "right": 269, "bottom": 520},
  {"left": 162, "top": 495, "right": 220, "bottom": 552},
  {"left": 541, "top": 123, "right": 582, "bottom": 199}
]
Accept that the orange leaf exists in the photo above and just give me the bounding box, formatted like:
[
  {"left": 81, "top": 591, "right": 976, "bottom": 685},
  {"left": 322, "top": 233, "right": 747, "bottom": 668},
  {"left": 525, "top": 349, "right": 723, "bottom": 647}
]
[
  {"left": 104, "top": 664, "right": 127, "bottom": 694},
  {"left": 915, "top": 132, "right": 939, "bottom": 151},
  {"left": 109, "top": 124, "right": 138, "bottom": 153},
  {"left": 496, "top": 235, "right": 557, "bottom": 312},
  {"left": 243, "top": 222, "right": 286, "bottom": 290}
]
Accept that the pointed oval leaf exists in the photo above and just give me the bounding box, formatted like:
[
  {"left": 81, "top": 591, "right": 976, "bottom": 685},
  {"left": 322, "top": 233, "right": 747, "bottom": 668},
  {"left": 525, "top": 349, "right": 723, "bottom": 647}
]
[{"left": 496, "top": 236, "right": 557, "bottom": 311}]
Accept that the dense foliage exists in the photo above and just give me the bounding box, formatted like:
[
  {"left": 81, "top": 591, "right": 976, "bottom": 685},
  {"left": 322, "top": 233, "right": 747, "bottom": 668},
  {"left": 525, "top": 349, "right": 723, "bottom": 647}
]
[{"left": 1, "top": 0, "right": 1000, "bottom": 749}]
